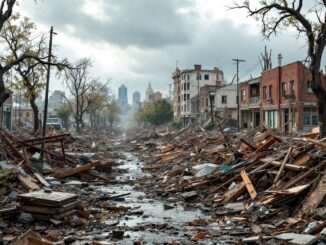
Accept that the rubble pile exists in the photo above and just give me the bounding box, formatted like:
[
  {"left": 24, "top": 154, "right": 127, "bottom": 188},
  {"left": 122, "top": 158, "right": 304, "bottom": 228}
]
[
  {"left": 127, "top": 125, "right": 326, "bottom": 244},
  {"left": 0, "top": 128, "right": 143, "bottom": 244},
  {"left": 1, "top": 123, "right": 326, "bottom": 244}
]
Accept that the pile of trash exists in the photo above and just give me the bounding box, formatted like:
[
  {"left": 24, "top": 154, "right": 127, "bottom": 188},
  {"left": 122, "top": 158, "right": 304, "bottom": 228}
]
[{"left": 126, "top": 124, "right": 326, "bottom": 244}]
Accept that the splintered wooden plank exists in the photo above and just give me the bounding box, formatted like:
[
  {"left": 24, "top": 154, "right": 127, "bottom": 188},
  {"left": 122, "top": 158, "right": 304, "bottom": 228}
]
[
  {"left": 223, "top": 183, "right": 246, "bottom": 204},
  {"left": 33, "top": 173, "right": 50, "bottom": 187},
  {"left": 240, "top": 169, "right": 257, "bottom": 200},
  {"left": 293, "top": 154, "right": 310, "bottom": 166},
  {"left": 240, "top": 138, "right": 256, "bottom": 151},
  {"left": 283, "top": 167, "right": 316, "bottom": 189},
  {"left": 305, "top": 138, "right": 326, "bottom": 150},
  {"left": 260, "top": 158, "right": 305, "bottom": 171},
  {"left": 52, "top": 161, "right": 100, "bottom": 179},
  {"left": 255, "top": 136, "right": 282, "bottom": 153},
  {"left": 301, "top": 170, "right": 326, "bottom": 212},
  {"left": 18, "top": 175, "right": 40, "bottom": 191},
  {"left": 274, "top": 147, "right": 293, "bottom": 185},
  {"left": 265, "top": 184, "right": 310, "bottom": 195}
]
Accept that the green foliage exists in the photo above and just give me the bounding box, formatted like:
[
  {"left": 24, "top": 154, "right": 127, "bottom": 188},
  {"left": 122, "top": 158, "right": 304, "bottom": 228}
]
[
  {"left": 56, "top": 105, "right": 71, "bottom": 129},
  {"left": 106, "top": 99, "right": 121, "bottom": 128},
  {"left": 135, "top": 99, "right": 173, "bottom": 126}
]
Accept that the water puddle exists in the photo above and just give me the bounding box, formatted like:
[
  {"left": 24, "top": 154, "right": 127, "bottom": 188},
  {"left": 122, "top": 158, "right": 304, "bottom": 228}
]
[{"left": 97, "top": 151, "right": 211, "bottom": 244}]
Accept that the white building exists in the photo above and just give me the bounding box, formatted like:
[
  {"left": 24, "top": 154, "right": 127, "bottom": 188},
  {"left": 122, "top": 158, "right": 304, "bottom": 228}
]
[
  {"left": 214, "top": 84, "right": 237, "bottom": 119},
  {"left": 173, "top": 64, "right": 224, "bottom": 124}
]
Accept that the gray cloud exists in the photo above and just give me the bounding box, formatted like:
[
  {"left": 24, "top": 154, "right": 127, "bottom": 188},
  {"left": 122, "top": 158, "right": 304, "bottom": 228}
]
[
  {"left": 19, "top": 0, "right": 326, "bottom": 102},
  {"left": 21, "top": 0, "right": 196, "bottom": 48}
]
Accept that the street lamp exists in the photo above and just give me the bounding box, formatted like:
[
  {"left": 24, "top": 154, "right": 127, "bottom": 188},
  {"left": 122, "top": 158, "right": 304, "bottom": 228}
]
[{"left": 208, "top": 90, "right": 216, "bottom": 125}]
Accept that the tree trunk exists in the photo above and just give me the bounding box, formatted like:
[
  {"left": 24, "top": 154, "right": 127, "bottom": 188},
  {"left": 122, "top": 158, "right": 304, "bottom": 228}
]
[
  {"left": 310, "top": 56, "right": 326, "bottom": 138},
  {"left": 0, "top": 74, "right": 10, "bottom": 106},
  {"left": 30, "top": 96, "right": 39, "bottom": 134},
  {"left": 316, "top": 91, "right": 326, "bottom": 137}
]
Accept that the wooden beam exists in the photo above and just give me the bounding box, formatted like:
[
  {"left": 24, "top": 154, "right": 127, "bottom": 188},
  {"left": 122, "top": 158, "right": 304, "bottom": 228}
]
[
  {"left": 240, "top": 169, "right": 257, "bottom": 200},
  {"left": 273, "top": 147, "right": 293, "bottom": 185},
  {"left": 18, "top": 175, "right": 40, "bottom": 191},
  {"left": 33, "top": 173, "right": 50, "bottom": 187},
  {"left": 240, "top": 138, "right": 256, "bottom": 151},
  {"left": 52, "top": 161, "right": 100, "bottom": 179}
]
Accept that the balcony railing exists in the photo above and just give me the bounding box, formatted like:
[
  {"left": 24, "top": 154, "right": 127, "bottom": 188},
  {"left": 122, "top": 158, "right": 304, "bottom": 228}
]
[{"left": 250, "top": 96, "right": 260, "bottom": 104}]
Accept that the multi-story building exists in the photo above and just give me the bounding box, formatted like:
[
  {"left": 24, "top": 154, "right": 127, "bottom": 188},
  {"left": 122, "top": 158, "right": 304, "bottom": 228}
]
[
  {"left": 48, "top": 90, "right": 65, "bottom": 112},
  {"left": 215, "top": 83, "right": 237, "bottom": 119},
  {"left": 13, "top": 103, "right": 35, "bottom": 129},
  {"left": 172, "top": 64, "right": 224, "bottom": 124},
  {"left": 149, "top": 91, "right": 162, "bottom": 103},
  {"left": 145, "top": 82, "right": 154, "bottom": 102},
  {"left": 240, "top": 76, "right": 261, "bottom": 128},
  {"left": 198, "top": 85, "right": 218, "bottom": 122},
  {"left": 240, "top": 61, "right": 326, "bottom": 133},
  {"left": 118, "top": 85, "right": 128, "bottom": 106},
  {"left": 132, "top": 91, "right": 141, "bottom": 109}
]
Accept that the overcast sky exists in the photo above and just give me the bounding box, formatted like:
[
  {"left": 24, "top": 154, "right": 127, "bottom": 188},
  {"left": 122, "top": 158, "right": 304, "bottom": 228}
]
[{"left": 18, "top": 0, "right": 325, "bottom": 102}]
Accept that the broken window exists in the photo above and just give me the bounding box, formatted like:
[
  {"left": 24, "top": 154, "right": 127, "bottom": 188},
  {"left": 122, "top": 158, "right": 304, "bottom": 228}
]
[
  {"left": 290, "top": 80, "right": 294, "bottom": 95},
  {"left": 303, "top": 108, "right": 318, "bottom": 126},
  {"left": 282, "top": 82, "right": 286, "bottom": 97},
  {"left": 268, "top": 85, "right": 272, "bottom": 100},
  {"left": 263, "top": 86, "right": 267, "bottom": 100},
  {"left": 222, "top": 95, "right": 227, "bottom": 104}
]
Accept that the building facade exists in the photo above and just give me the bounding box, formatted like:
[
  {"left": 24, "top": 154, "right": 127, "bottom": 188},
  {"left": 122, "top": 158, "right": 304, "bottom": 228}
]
[
  {"left": 240, "top": 61, "right": 326, "bottom": 133},
  {"left": 145, "top": 82, "right": 154, "bottom": 102},
  {"left": 132, "top": 91, "right": 141, "bottom": 109},
  {"left": 118, "top": 85, "right": 128, "bottom": 106},
  {"left": 48, "top": 90, "right": 65, "bottom": 111},
  {"left": 172, "top": 64, "right": 224, "bottom": 124},
  {"left": 240, "top": 76, "right": 261, "bottom": 129},
  {"left": 149, "top": 91, "right": 162, "bottom": 103},
  {"left": 215, "top": 83, "right": 237, "bottom": 120}
]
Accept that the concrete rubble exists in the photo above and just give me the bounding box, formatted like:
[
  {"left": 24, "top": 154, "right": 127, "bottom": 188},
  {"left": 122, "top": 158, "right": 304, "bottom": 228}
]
[{"left": 0, "top": 124, "right": 325, "bottom": 244}]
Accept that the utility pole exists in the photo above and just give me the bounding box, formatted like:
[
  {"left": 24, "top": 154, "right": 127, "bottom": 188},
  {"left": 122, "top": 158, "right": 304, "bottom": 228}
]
[
  {"left": 197, "top": 72, "right": 200, "bottom": 124},
  {"left": 233, "top": 58, "right": 246, "bottom": 132},
  {"left": 41, "top": 26, "right": 56, "bottom": 159}
]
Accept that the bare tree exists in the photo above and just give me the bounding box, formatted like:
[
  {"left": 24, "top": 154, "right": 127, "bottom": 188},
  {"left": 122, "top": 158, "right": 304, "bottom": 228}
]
[
  {"left": 231, "top": 0, "right": 326, "bottom": 137},
  {"left": 86, "top": 80, "right": 109, "bottom": 128},
  {"left": 64, "top": 58, "right": 91, "bottom": 133},
  {"left": 64, "top": 58, "right": 108, "bottom": 133}
]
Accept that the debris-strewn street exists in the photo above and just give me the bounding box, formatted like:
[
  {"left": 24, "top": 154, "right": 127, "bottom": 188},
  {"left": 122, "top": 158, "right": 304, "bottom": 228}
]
[{"left": 0, "top": 124, "right": 326, "bottom": 244}]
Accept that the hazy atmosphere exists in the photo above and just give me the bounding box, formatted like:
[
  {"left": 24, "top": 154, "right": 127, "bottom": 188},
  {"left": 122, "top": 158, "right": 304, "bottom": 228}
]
[
  {"left": 19, "top": 0, "right": 320, "bottom": 101},
  {"left": 1, "top": 1, "right": 326, "bottom": 244}
]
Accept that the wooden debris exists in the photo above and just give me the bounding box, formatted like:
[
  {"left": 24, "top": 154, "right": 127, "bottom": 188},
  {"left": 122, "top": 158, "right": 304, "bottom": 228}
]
[
  {"left": 18, "top": 190, "right": 78, "bottom": 220},
  {"left": 301, "top": 167, "right": 326, "bottom": 212},
  {"left": 240, "top": 169, "right": 257, "bottom": 200},
  {"left": 52, "top": 161, "right": 100, "bottom": 179},
  {"left": 18, "top": 175, "right": 40, "bottom": 191},
  {"left": 33, "top": 173, "right": 50, "bottom": 187},
  {"left": 274, "top": 147, "right": 293, "bottom": 185}
]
